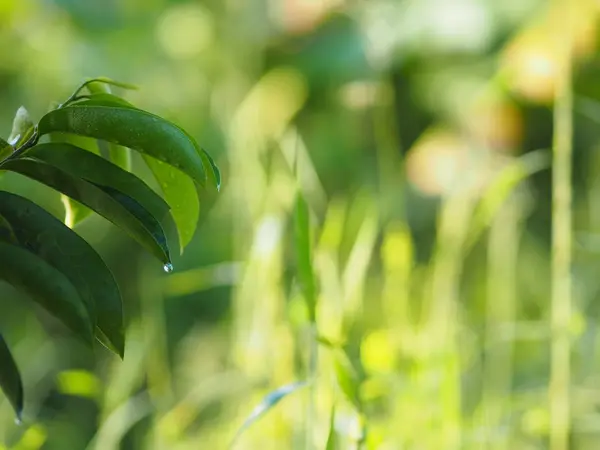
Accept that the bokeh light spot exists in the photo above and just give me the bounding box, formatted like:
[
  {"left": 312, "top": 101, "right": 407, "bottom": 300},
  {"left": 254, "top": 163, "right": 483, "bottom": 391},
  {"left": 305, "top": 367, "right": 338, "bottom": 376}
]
[{"left": 156, "top": 4, "right": 214, "bottom": 60}]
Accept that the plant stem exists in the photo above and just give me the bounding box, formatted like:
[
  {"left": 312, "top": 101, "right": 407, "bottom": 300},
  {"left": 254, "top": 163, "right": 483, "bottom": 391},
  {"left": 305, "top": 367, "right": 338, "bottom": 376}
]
[
  {"left": 305, "top": 323, "right": 317, "bottom": 450},
  {"left": 483, "top": 198, "right": 524, "bottom": 449},
  {"left": 549, "top": 0, "right": 573, "bottom": 448}
]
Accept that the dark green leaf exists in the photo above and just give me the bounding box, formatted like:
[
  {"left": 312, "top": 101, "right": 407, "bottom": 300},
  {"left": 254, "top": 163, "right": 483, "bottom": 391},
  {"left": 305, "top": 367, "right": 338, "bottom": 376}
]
[
  {"left": 294, "top": 195, "right": 316, "bottom": 321},
  {"left": 1, "top": 157, "right": 170, "bottom": 265},
  {"left": 8, "top": 106, "right": 34, "bottom": 148},
  {"left": 25, "top": 143, "right": 170, "bottom": 220},
  {"left": 232, "top": 381, "right": 309, "bottom": 446},
  {"left": 143, "top": 156, "right": 198, "bottom": 251},
  {"left": 0, "top": 192, "right": 124, "bottom": 356},
  {"left": 37, "top": 106, "right": 208, "bottom": 186},
  {"left": 0, "top": 137, "right": 12, "bottom": 161},
  {"left": 0, "top": 240, "right": 92, "bottom": 343},
  {"left": 176, "top": 126, "right": 220, "bottom": 191},
  {"left": 199, "top": 148, "right": 221, "bottom": 191},
  {"left": 333, "top": 349, "right": 361, "bottom": 409},
  {"left": 60, "top": 195, "right": 91, "bottom": 229},
  {"left": 0, "top": 214, "right": 18, "bottom": 244},
  {"left": 0, "top": 334, "right": 23, "bottom": 420},
  {"left": 48, "top": 133, "right": 101, "bottom": 227}
]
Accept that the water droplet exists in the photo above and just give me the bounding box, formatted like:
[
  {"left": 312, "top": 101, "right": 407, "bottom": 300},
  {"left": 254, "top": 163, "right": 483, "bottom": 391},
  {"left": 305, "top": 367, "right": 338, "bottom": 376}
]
[
  {"left": 14, "top": 416, "right": 22, "bottom": 426},
  {"left": 163, "top": 263, "right": 173, "bottom": 273}
]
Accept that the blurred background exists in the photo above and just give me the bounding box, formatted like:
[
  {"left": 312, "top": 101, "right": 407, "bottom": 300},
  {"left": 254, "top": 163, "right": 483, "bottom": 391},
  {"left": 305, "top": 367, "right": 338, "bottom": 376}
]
[{"left": 0, "top": 0, "right": 599, "bottom": 448}]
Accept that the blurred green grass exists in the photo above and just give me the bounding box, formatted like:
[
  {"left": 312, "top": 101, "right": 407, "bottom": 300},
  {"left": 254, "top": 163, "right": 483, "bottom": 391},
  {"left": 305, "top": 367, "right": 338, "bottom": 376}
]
[{"left": 2, "top": 0, "right": 600, "bottom": 448}]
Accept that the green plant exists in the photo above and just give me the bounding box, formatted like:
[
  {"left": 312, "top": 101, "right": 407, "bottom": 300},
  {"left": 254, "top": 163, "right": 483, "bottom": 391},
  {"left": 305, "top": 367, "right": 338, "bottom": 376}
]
[{"left": 0, "top": 78, "right": 220, "bottom": 421}]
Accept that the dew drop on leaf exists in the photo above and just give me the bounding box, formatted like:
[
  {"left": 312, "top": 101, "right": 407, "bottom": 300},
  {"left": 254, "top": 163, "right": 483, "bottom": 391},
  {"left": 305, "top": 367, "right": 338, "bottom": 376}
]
[
  {"left": 163, "top": 263, "right": 173, "bottom": 273},
  {"left": 14, "top": 416, "right": 22, "bottom": 426}
]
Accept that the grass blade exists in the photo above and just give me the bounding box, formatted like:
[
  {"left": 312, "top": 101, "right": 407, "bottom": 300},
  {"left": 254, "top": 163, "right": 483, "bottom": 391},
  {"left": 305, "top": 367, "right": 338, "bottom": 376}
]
[{"left": 231, "top": 381, "right": 309, "bottom": 447}]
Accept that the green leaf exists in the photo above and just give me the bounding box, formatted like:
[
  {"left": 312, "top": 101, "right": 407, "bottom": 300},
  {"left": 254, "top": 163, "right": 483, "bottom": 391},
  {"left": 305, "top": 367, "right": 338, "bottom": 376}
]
[
  {"left": 80, "top": 83, "right": 135, "bottom": 171},
  {"left": 0, "top": 334, "right": 23, "bottom": 421},
  {"left": 48, "top": 132, "right": 101, "bottom": 227},
  {"left": 61, "top": 78, "right": 138, "bottom": 108},
  {"left": 333, "top": 349, "right": 361, "bottom": 409},
  {"left": 0, "top": 192, "right": 124, "bottom": 356},
  {"left": 8, "top": 106, "right": 34, "bottom": 148},
  {"left": 60, "top": 195, "right": 91, "bottom": 229},
  {"left": 232, "top": 381, "right": 309, "bottom": 446},
  {"left": 53, "top": 89, "right": 220, "bottom": 191},
  {"left": 0, "top": 137, "right": 12, "bottom": 161},
  {"left": 143, "top": 156, "right": 198, "bottom": 251},
  {"left": 37, "top": 106, "right": 208, "bottom": 186},
  {"left": 81, "top": 77, "right": 138, "bottom": 92},
  {"left": 25, "top": 143, "right": 170, "bottom": 220},
  {"left": 0, "top": 334, "right": 23, "bottom": 420},
  {"left": 294, "top": 195, "right": 317, "bottom": 322},
  {"left": 72, "top": 93, "right": 138, "bottom": 110},
  {"left": 199, "top": 148, "right": 221, "bottom": 191},
  {"left": 49, "top": 132, "right": 101, "bottom": 155},
  {"left": 1, "top": 157, "right": 171, "bottom": 265},
  {"left": 0, "top": 214, "right": 18, "bottom": 244},
  {"left": 0, "top": 240, "right": 92, "bottom": 343},
  {"left": 176, "top": 125, "right": 220, "bottom": 191}
]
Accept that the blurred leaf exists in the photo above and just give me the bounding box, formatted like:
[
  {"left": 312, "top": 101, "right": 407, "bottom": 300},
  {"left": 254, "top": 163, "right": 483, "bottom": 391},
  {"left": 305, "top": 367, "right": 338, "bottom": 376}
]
[
  {"left": 0, "top": 137, "right": 12, "bottom": 161},
  {"left": 270, "top": 14, "right": 370, "bottom": 86},
  {"left": 8, "top": 106, "right": 34, "bottom": 148},
  {"left": 0, "top": 334, "right": 23, "bottom": 420},
  {"left": 574, "top": 95, "right": 600, "bottom": 123},
  {"left": 0, "top": 192, "right": 124, "bottom": 356},
  {"left": 143, "top": 156, "right": 199, "bottom": 251},
  {"left": 325, "top": 404, "right": 337, "bottom": 450},
  {"left": 108, "top": 144, "right": 132, "bottom": 172},
  {"left": 1, "top": 157, "right": 170, "bottom": 264},
  {"left": 0, "top": 240, "right": 92, "bottom": 343},
  {"left": 37, "top": 106, "right": 208, "bottom": 186},
  {"left": 295, "top": 195, "right": 317, "bottom": 321},
  {"left": 467, "top": 149, "right": 551, "bottom": 250},
  {"left": 317, "top": 335, "right": 344, "bottom": 349},
  {"left": 25, "top": 143, "right": 170, "bottom": 220},
  {"left": 232, "top": 381, "right": 309, "bottom": 447},
  {"left": 333, "top": 349, "right": 361, "bottom": 410}
]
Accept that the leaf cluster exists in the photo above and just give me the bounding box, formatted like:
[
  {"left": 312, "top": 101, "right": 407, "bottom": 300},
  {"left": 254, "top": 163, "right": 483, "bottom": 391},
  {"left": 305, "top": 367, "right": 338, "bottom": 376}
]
[{"left": 0, "top": 78, "right": 220, "bottom": 420}]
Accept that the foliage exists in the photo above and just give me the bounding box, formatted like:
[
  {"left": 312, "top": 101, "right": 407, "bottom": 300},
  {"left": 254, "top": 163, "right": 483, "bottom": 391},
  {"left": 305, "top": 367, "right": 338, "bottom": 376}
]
[
  {"left": 0, "top": 78, "right": 219, "bottom": 421},
  {"left": 3, "top": 0, "right": 600, "bottom": 449}
]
